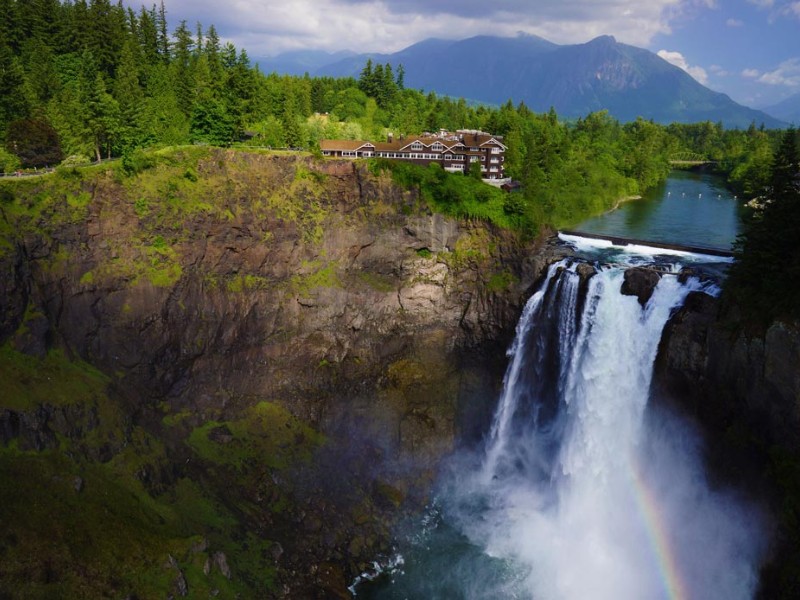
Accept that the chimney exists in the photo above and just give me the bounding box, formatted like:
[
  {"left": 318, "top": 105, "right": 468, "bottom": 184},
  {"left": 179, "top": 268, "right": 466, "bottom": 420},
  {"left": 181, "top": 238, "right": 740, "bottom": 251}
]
[{"left": 387, "top": 132, "right": 393, "bottom": 143}]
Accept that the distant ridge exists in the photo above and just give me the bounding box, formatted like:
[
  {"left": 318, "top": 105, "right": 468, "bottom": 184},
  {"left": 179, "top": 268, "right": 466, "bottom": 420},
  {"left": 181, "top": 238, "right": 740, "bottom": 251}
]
[
  {"left": 760, "top": 92, "right": 800, "bottom": 124},
  {"left": 264, "top": 34, "right": 786, "bottom": 128}
]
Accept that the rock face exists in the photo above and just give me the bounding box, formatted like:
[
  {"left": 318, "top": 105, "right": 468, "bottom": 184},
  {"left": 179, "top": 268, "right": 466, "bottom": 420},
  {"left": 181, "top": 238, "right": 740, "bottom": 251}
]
[
  {"left": 0, "top": 149, "right": 564, "bottom": 597},
  {"left": 621, "top": 266, "right": 661, "bottom": 306},
  {"left": 656, "top": 291, "right": 800, "bottom": 596},
  {"left": 656, "top": 294, "right": 800, "bottom": 453}
]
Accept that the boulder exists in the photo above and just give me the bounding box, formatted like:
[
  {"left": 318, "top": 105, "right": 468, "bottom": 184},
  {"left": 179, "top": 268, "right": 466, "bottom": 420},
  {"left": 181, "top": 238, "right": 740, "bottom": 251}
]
[{"left": 621, "top": 267, "right": 661, "bottom": 306}]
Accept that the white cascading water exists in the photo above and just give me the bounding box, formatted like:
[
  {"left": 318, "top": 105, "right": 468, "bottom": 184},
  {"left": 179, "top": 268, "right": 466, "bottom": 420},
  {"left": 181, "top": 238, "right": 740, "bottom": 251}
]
[
  {"left": 442, "top": 260, "right": 766, "bottom": 600},
  {"left": 359, "top": 255, "right": 767, "bottom": 600}
]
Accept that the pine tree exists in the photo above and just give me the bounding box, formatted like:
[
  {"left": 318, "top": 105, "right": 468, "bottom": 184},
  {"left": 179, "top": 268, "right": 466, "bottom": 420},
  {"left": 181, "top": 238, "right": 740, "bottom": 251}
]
[
  {"left": 0, "top": 43, "right": 30, "bottom": 131},
  {"left": 358, "top": 59, "right": 374, "bottom": 97},
  {"left": 87, "top": 72, "right": 120, "bottom": 159},
  {"left": 205, "top": 25, "right": 223, "bottom": 87},
  {"left": 171, "top": 20, "right": 195, "bottom": 116},
  {"left": 156, "top": 0, "right": 169, "bottom": 62},
  {"left": 22, "top": 38, "right": 61, "bottom": 105},
  {"left": 729, "top": 128, "right": 800, "bottom": 321},
  {"left": 138, "top": 5, "right": 159, "bottom": 66},
  {"left": 114, "top": 38, "right": 144, "bottom": 149},
  {"left": 0, "top": 0, "right": 20, "bottom": 51}
]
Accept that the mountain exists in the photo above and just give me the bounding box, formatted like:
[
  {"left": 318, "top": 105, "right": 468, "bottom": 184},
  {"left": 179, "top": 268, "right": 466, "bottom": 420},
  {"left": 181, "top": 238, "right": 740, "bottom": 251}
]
[
  {"left": 315, "top": 34, "right": 785, "bottom": 128},
  {"left": 760, "top": 92, "right": 800, "bottom": 124},
  {"left": 253, "top": 49, "right": 357, "bottom": 75}
]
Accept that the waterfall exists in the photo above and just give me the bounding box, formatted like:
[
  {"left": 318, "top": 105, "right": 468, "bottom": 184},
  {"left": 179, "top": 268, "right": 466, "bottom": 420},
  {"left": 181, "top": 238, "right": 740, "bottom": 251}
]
[{"left": 360, "top": 257, "right": 766, "bottom": 600}]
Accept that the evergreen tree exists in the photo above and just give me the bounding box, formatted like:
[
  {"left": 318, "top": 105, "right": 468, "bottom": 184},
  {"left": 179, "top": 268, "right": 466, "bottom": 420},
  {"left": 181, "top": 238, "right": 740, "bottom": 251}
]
[
  {"left": 205, "top": 25, "right": 223, "bottom": 87},
  {"left": 0, "top": 0, "right": 20, "bottom": 51},
  {"left": 728, "top": 127, "right": 800, "bottom": 321},
  {"left": 87, "top": 72, "right": 120, "bottom": 159},
  {"left": 86, "top": 0, "right": 125, "bottom": 78},
  {"left": 156, "top": 0, "right": 169, "bottom": 62},
  {"left": 114, "top": 38, "right": 145, "bottom": 149},
  {"left": 358, "top": 59, "right": 375, "bottom": 97},
  {"left": 0, "top": 43, "right": 30, "bottom": 130},
  {"left": 171, "top": 20, "right": 195, "bottom": 116},
  {"left": 138, "top": 5, "right": 160, "bottom": 67},
  {"left": 22, "top": 38, "right": 61, "bottom": 106}
]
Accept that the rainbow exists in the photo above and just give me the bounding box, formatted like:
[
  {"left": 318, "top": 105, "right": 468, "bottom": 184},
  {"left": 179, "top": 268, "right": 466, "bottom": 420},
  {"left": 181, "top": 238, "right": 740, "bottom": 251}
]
[{"left": 629, "top": 458, "right": 689, "bottom": 600}]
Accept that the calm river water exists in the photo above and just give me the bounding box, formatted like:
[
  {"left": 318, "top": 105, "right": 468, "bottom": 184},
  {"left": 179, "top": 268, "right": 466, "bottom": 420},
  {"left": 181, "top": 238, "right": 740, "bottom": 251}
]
[{"left": 574, "top": 169, "right": 743, "bottom": 250}]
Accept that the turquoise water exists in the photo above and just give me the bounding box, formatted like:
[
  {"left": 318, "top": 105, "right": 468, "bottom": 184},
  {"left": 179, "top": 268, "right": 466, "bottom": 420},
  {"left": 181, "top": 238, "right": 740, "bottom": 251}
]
[{"left": 574, "top": 170, "right": 743, "bottom": 250}]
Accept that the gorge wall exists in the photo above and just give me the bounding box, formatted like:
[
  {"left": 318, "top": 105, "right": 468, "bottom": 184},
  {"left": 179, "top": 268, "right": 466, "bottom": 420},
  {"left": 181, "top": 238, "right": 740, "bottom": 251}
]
[
  {"left": 0, "top": 149, "right": 560, "bottom": 598},
  {"left": 656, "top": 290, "right": 800, "bottom": 596}
]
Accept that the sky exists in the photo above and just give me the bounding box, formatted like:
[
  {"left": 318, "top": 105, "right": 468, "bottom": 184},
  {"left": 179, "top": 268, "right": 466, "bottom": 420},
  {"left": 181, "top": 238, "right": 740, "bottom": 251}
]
[{"left": 132, "top": 0, "right": 800, "bottom": 108}]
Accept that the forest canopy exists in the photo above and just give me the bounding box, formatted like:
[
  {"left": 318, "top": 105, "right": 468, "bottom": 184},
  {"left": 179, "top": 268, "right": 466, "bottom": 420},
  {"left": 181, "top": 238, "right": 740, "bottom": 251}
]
[{"left": 0, "top": 0, "right": 789, "bottom": 233}]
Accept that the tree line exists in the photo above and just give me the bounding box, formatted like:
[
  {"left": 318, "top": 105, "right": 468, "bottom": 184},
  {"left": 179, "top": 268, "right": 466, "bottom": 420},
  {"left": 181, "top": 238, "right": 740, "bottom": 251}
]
[{"left": 0, "top": 0, "right": 791, "bottom": 233}]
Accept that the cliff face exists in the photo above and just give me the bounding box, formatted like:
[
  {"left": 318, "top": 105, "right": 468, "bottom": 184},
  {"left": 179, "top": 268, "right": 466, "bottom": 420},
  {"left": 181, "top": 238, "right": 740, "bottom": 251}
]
[
  {"left": 0, "top": 149, "right": 558, "bottom": 597},
  {"left": 656, "top": 291, "right": 800, "bottom": 596},
  {"left": 657, "top": 292, "right": 800, "bottom": 452}
]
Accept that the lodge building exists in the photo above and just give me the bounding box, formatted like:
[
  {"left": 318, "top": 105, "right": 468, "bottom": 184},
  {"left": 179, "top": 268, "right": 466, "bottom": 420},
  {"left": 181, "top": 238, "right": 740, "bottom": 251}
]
[{"left": 320, "top": 129, "right": 507, "bottom": 180}]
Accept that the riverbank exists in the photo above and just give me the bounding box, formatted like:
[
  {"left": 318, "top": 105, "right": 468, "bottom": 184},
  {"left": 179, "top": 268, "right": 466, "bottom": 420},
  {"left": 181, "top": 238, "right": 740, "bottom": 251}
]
[{"left": 575, "top": 170, "right": 742, "bottom": 251}]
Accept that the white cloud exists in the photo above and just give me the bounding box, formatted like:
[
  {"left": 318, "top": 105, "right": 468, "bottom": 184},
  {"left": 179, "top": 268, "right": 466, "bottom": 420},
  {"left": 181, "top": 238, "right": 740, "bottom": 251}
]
[
  {"left": 710, "top": 64, "right": 729, "bottom": 76},
  {"left": 757, "top": 57, "right": 800, "bottom": 86},
  {"left": 746, "top": 0, "right": 800, "bottom": 20},
  {"left": 657, "top": 49, "right": 709, "bottom": 84},
  {"left": 742, "top": 68, "right": 761, "bottom": 78},
  {"left": 130, "top": 0, "right": 711, "bottom": 56},
  {"left": 726, "top": 17, "right": 744, "bottom": 26}
]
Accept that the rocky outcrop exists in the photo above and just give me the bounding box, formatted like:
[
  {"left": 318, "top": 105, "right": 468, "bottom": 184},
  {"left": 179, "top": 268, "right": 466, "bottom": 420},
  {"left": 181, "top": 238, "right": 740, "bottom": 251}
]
[
  {"left": 621, "top": 266, "right": 661, "bottom": 306},
  {"left": 656, "top": 294, "right": 800, "bottom": 452},
  {"left": 0, "top": 150, "right": 564, "bottom": 597}
]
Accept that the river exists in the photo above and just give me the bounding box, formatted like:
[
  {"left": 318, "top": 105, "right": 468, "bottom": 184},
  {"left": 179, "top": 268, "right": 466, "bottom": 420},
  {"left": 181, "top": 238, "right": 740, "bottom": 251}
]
[{"left": 574, "top": 169, "right": 743, "bottom": 251}]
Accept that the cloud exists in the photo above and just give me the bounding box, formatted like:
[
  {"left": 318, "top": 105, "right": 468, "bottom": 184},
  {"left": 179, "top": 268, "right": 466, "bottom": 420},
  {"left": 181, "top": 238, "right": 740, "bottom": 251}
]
[
  {"left": 746, "top": 0, "right": 800, "bottom": 20},
  {"left": 726, "top": 17, "right": 744, "bottom": 26},
  {"left": 710, "top": 64, "right": 729, "bottom": 76},
  {"left": 742, "top": 68, "right": 761, "bottom": 78},
  {"left": 757, "top": 57, "right": 800, "bottom": 86},
  {"left": 129, "top": 0, "right": 709, "bottom": 56},
  {"left": 657, "top": 49, "right": 709, "bottom": 84}
]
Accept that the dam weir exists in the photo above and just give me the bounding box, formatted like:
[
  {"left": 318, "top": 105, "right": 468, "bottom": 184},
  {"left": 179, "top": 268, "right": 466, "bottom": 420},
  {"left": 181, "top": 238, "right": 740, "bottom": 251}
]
[{"left": 357, "top": 240, "right": 765, "bottom": 600}]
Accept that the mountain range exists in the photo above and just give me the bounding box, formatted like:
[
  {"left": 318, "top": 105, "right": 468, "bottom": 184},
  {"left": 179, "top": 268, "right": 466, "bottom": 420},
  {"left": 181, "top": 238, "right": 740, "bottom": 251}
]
[
  {"left": 760, "top": 92, "right": 800, "bottom": 125},
  {"left": 255, "top": 34, "right": 786, "bottom": 128}
]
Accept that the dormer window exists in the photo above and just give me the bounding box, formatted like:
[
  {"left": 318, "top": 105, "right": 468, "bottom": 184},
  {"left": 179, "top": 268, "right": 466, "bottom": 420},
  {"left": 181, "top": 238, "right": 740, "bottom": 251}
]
[
  {"left": 411, "top": 142, "right": 423, "bottom": 150},
  {"left": 431, "top": 142, "right": 444, "bottom": 151}
]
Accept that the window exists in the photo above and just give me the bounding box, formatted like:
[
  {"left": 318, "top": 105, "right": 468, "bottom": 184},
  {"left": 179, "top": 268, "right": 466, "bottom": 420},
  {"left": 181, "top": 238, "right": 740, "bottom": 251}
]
[
  {"left": 444, "top": 155, "right": 452, "bottom": 161},
  {"left": 342, "top": 151, "right": 357, "bottom": 157},
  {"left": 432, "top": 142, "right": 444, "bottom": 151},
  {"left": 411, "top": 142, "right": 423, "bottom": 150}
]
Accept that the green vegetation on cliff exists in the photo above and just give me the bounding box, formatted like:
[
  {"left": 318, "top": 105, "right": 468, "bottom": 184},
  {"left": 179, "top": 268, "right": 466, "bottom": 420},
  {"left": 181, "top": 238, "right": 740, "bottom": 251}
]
[
  {"left": 0, "top": 342, "right": 283, "bottom": 598},
  {"left": 726, "top": 127, "right": 800, "bottom": 323}
]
